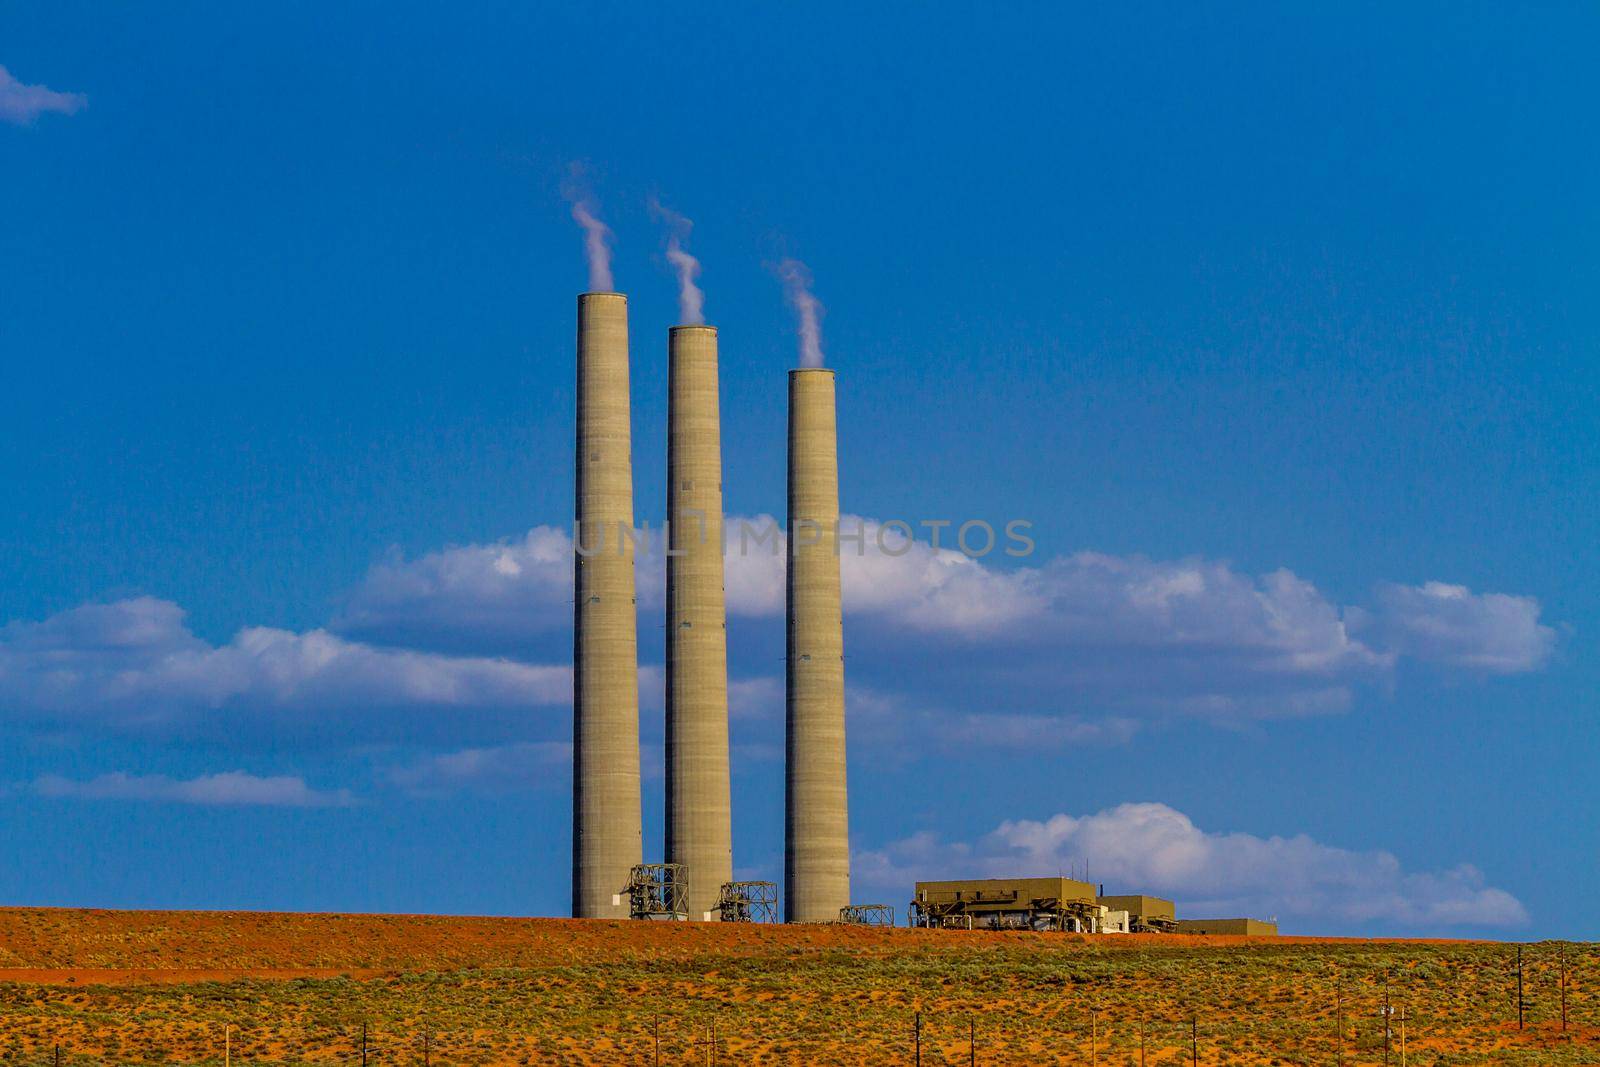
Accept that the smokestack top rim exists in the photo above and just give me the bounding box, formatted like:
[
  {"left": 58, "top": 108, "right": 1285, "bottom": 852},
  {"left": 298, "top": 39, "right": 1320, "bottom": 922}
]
[
  {"left": 578, "top": 290, "right": 627, "bottom": 301},
  {"left": 788, "top": 367, "right": 835, "bottom": 377},
  {"left": 669, "top": 324, "right": 717, "bottom": 334}
]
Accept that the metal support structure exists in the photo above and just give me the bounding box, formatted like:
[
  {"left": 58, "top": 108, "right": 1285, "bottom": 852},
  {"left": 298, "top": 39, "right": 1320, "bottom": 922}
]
[
  {"left": 839, "top": 903, "right": 895, "bottom": 927},
  {"left": 627, "top": 863, "right": 689, "bottom": 921},
  {"left": 716, "top": 881, "right": 779, "bottom": 923}
]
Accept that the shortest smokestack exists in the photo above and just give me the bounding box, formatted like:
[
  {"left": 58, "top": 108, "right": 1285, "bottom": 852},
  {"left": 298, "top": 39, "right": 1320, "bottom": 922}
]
[{"left": 785, "top": 367, "right": 849, "bottom": 923}]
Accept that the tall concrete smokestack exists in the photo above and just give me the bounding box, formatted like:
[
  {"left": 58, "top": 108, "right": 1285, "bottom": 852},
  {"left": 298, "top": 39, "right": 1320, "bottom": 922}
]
[
  {"left": 785, "top": 367, "right": 850, "bottom": 922},
  {"left": 572, "top": 291, "right": 642, "bottom": 919},
  {"left": 665, "top": 325, "right": 733, "bottom": 919}
]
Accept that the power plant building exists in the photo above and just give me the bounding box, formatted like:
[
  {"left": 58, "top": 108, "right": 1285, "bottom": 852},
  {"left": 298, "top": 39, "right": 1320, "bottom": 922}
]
[
  {"left": 1174, "top": 918, "right": 1279, "bottom": 937},
  {"left": 571, "top": 292, "right": 643, "bottom": 919},
  {"left": 1097, "top": 894, "right": 1177, "bottom": 933},
  {"left": 910, "top": 877, "right": 1108, "bottom": 931}
]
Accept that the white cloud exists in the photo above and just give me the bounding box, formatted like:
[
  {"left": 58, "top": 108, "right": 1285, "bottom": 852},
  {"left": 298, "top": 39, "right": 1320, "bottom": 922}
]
[
  {"left": 335, "top": 527, "right": 576, "bottom": 653},
  {"left": 34, "top": 771, "right": 353, "bottom": 808},
  {"left": 0, "top": 596, "right": 569, "bottom": 734},
  {"left": 1, "top": 524, "right": 1556, "bottom": 746},
  {"left": 0, "top": 65, "right": 86, "bottom": 126},
  {"left": 855, "top": 801, "right": 1527, "bottom": 929},
  {"left": 1354, "top": 582, "right": 1556, "bottom": 674}
]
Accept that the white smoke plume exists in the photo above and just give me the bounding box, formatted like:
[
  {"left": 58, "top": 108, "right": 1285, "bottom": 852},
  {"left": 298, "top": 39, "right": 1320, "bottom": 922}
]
[
  {"left": 561, "top": 173, "right": 614, "bottom": 292},
  {"left": 650, "top": 199, "right": 705, "bottom": 325},
  {"left": 776, "top": 258, "right": 824, "bottom": 368}
]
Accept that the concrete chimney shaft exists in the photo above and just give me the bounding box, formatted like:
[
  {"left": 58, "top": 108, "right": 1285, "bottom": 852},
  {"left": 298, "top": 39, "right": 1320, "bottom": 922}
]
[
  {"left": 665, "top": 325, "right": 734, "bottom": 919},
  {"left": 572, "top": 291, "right": 643, "bottom": 919},
  {"left": 785, "top": 367, "right": 850, "bottom": 922}
]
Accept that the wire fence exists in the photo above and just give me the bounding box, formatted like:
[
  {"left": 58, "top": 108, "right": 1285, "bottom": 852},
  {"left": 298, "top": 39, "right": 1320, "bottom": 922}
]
[{"left": 2, "top": 943, "right": 1594, "bottom": 1065}]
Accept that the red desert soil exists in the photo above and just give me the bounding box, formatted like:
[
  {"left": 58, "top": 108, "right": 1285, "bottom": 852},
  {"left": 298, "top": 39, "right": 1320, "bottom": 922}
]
[
  {"left": 0, "top": 906, "right": 1466, "bottom": 983},
  {"left": 0, "top": 908, "right": 1590, "bottom": 1065}
]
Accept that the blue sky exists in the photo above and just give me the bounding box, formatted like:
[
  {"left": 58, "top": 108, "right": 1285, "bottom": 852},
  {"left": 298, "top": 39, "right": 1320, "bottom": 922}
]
[{"left": 2, "top": 3, "right": 1596, "bottom": 936}]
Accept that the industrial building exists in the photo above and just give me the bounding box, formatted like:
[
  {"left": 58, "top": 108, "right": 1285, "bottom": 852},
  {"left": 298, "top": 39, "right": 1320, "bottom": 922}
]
[
  {"left": 1097, "top": 894, "right": 1177, "bottom": 933},
  {"left": 1174, "top": 918, "right": 1279, "bottom": 937},
  {"left": 910, "top": 877, "right": 1111, "bottom": 932}
]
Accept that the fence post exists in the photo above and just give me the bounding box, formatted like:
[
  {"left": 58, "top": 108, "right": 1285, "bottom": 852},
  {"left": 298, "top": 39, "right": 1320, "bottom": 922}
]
[
  {"left": 225, "top": 1025, "right": 231, "bottom": 1067},
  {"left": 361, "top": 1021, "right": 368, "bottom": 1067},
  {"left": 1190, "top": 1016, "right": 1197, "bottom": 1066},
  {"left": 914, "top": 1011, "right": 922, "bottom": 1067}
]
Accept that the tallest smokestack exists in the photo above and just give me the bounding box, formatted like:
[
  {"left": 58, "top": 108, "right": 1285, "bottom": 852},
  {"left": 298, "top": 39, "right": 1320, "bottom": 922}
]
[
  {"left": 785, "top": 367, "right": 850, "bottom": 922},
  {"left": 665, "top": 325, "right": 733, "bottom": 919},
  {"left": 572, "top": 291, "right": 642, "bottom": 919}
]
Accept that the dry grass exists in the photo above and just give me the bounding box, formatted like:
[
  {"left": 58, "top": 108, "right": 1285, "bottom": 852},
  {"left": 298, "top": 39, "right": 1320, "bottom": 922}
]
[{"left": 0, "top": 908, "right": 1594, "bottom": 1065}]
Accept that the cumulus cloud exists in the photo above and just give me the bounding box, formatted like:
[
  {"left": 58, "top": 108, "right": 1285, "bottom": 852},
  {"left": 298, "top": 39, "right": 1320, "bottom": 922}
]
[
  {"left": 317, "top": 518, "right": 1556, "bottom": 727},
  {"left": 34, "top": 770, "right": 353, "bottom": 808},
  {"left": 334, "top": 527, "right": 575, "bottom": 654},
  {"left": 1354, "top": 581, "right": 1555, "bottom": 673},
  {"left": 0, "top": 596, "right": 569, "bottom": 737},
  {"left": 0, "top": 65, "right": 86, "bottom": 125},
  {"left": 855, "top": 802, "right": 1528, "bottom": 929}
]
